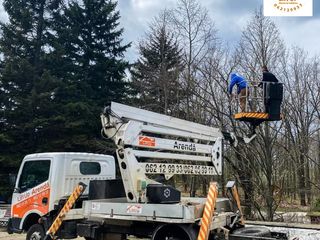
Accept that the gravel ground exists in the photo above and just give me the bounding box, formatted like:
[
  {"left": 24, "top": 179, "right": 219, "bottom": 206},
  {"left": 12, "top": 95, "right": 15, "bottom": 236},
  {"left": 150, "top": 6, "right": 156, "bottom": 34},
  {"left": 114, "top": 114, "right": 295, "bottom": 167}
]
[
  {"left": 0, "top": 230, "right": 144, "bottom": 240},
  {"left": 1, "top": 227, "right": 320, "bottom": 240},
  {"left": 0, "top": 229, "right": 84, "bottom": 240},
  {"left": 0, "top": 232, "right": 25, "bottom": 240}
]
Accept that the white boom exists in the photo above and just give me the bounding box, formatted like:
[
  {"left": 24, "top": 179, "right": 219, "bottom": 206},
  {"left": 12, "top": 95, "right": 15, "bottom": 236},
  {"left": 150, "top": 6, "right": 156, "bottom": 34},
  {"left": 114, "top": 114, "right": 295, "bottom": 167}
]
[{"left": 101, "top": 102, "right": 225, "bottom": 203}]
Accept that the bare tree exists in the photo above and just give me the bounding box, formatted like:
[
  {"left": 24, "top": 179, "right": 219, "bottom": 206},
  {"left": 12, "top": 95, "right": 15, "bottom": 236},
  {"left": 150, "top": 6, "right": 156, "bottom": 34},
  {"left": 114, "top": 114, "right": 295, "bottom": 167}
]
[
  {"left": 281, "top": 47, "right": 320, "bottom": 206},
  {"left": 233, "top": 9, "right": 286, "bottom": 221},
  {"left": 170, "top": 0, "right": 217, "bottom": 119},
  {"left": 197, "top": 46, "right": 258, "bottom": 207},
  {"left": 131, "top": 1, "right": 320, "bottom": 218},
  {"left": 237, "top": 8, "right": 285, "bottom": 79},
  {"left": 181, "top": 9, "right": 286, "bottom": 220}
]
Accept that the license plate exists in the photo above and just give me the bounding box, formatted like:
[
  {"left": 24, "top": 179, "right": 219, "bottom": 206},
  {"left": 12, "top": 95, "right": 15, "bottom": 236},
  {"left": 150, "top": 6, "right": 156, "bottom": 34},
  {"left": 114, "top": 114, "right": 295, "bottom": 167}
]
[{"left": 141, "top": 163, "right": 217, "bottom": 175}]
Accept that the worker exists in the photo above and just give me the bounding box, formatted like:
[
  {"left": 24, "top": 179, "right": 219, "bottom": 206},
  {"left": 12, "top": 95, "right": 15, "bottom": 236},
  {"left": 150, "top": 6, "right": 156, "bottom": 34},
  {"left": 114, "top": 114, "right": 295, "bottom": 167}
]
[
  {"left": 228, "top": 73, "right": 248, "bottom": 112},
  {"left": 262, "top": 65, "right": 279, "bottom": 84},
  {"left": 260, "top": 66, "right": 279, "bottom": 113}
]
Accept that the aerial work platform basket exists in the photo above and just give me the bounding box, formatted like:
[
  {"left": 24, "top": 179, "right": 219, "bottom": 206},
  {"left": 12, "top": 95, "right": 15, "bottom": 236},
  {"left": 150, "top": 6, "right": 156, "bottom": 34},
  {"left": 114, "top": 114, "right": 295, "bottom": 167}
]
[{"left": 233, "top": 81, "right": 283, "bottom": 130}]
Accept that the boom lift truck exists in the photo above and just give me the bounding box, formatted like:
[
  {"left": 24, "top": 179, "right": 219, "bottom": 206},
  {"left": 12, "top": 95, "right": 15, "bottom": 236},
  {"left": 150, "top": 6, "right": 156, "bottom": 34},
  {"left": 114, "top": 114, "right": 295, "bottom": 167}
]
[
  {"left": 75, "top": 102, "right": 286, "bottom": 240},
  {"left": 8, "top": 102, "right": 287, "bottom": 240}
]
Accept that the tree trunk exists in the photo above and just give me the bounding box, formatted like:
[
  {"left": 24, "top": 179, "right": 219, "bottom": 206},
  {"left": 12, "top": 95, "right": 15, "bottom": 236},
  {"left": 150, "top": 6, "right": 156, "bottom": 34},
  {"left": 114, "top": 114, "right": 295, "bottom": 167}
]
[
  {"left": 306, "top": 160, "right": 312, "bottom": 205},
  {"left": 317, "top": 132, "right": 320, "bottom": 190},
  {"left": 34, "top": 0, "right": 45, "bottom": 71},
  {"left": 202, "top": 177, "right": 207, "bottom": 196},
  {"left": 236, "top": 150, "right": 254, "bottom": 219},
  {"left": 293, "top": 166, "right": 297, "bottom": 201},
  {"left": 298, "top": 152, "right": 307, "bottom": 206},
  {"left": 264, "top": 123, "right": 274, "bottom": 221},
  {"left": 190, "top": 176, "right": 196, "bottom": 197}
]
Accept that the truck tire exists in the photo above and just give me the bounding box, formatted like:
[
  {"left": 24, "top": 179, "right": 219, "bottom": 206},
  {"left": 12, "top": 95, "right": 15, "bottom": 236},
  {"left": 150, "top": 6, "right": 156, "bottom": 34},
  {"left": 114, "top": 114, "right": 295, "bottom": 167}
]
[
  {"left": 26, "top": 224, "right": 45, "bottom": 240},
  {"left": 232, "top": 226, "right": 271, "bottom": 237},
  {"left": 152, "top": 224, "right": 197, "bottom": 240}
]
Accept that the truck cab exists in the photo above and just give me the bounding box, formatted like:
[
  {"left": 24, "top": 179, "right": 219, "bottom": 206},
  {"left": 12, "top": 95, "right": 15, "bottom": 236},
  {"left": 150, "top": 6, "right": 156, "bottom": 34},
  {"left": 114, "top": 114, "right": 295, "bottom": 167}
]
[{"left": 8, "top": 152, "right": 115, "bottom": 236}]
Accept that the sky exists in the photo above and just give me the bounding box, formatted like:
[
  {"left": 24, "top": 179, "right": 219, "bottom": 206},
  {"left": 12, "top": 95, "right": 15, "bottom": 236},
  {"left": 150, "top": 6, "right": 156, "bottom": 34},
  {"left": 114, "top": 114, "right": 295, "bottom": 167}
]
[
  {"left": 118, "top": 0, "right": 320, "bottom": 62},
  {"left": 0, "top": 0, "right": 319, "bottom": 63}
]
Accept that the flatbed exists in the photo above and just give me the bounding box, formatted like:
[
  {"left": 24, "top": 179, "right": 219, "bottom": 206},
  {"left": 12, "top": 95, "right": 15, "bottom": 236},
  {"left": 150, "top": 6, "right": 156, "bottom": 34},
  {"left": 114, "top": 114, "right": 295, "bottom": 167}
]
[{"left": 82, "top": 197, "right": 233, "bottom": 225}]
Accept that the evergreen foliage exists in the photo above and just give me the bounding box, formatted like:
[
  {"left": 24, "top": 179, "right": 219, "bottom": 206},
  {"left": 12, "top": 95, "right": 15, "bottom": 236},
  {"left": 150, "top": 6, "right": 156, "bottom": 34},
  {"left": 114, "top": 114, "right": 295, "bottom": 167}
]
[
  {"left": 0, "top": 0, "right": 63, "bottom": 161},
  {"left": 49, "top": 0, "right": 131, "bottom": 151},
  {"left": 0, "top": 0, "right": 130, "bottom": 193},
  {"left": 132, "top": 14, "right": 184, "bottom": 114}
]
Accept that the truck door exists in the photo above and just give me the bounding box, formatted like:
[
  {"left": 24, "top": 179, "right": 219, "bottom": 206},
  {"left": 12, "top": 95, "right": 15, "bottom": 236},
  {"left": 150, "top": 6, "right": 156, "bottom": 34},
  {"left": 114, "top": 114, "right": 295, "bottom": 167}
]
[{"left": 11, "top": 160, "right": 51, "bottom": 231}]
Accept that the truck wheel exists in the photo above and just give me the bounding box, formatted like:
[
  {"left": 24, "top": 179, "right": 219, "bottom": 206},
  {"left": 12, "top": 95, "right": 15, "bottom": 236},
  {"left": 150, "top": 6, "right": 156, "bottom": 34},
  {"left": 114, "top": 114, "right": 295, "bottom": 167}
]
[
  {"left": 152, "top": 224, "right": 196, "bottom": 240},
  {"left": 26, "top": 224, "right": 45, "bottom": 240},
  {"left": 232, "top": 226, "right": 271, "bottom": 237}
]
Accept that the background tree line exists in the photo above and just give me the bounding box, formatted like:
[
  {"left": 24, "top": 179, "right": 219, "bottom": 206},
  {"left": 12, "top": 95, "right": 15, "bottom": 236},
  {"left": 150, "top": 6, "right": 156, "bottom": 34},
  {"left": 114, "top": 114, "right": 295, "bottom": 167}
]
[
  {"left": 0, "top": 0, "right": 319, "bottom": 222},
  {"left": 0, "top": 0, "right": 131, "bottom": 200}
]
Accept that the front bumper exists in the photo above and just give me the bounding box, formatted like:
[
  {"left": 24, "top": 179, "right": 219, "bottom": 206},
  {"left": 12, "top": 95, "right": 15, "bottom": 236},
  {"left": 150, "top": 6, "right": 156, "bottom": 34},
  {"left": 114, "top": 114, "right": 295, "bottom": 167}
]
[{"left": 7, "top": 218, "right": 23, "bottom": 234}]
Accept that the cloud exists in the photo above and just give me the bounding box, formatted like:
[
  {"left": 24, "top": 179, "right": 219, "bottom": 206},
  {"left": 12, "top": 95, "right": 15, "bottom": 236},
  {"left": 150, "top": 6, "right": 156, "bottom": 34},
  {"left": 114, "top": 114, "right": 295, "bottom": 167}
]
[
  {"left": 118, "top": 0, "right": 320, "bottom": 62},
  {"left": 276, "top": 18, "right": 320, "bottom": 55},
  {"left": 130, "top": 0, "right": 169, "bottom": 10},
  {"left": 117, "top": 0, "right": 264, "bottom": 61},
  {"left": 0, "top": 0, "right": 318, "bottom": 61},
  {"left": 0, "top": 1, "right": 8, "bottom": 23},
  {"left": 205, "top": 1, "right": 255, "bottom": 47},
  {"left": 118, "top": 0, "right": 178, "bottom": 61}
]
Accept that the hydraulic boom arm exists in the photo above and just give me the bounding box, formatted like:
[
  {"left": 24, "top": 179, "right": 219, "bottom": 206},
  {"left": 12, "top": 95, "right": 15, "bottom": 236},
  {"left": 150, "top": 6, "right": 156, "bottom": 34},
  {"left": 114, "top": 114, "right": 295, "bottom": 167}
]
[{"left": 100, "top": 102, "right": 254, "bottom": 203}]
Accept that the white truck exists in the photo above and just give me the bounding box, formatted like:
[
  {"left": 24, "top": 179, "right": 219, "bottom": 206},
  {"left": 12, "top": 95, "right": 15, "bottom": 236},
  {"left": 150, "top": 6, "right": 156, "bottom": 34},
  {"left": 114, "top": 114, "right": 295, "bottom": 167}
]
[
  {"left": 8, "top": 102, "right": 287, "bottom": 240},
  {"left": 8, "top": 153, "right": 115, "bottom": 238}
]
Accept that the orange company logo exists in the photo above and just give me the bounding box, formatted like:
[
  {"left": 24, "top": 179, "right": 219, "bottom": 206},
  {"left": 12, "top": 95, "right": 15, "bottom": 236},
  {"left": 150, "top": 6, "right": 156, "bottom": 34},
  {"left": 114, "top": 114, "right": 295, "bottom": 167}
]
[
  {"left": 139, "top": 136, "right": 155, "bottom": 147},
  {"left": 16, "top": 181, "right": 50, "bottom": 202},
  {"left": 13, "top": 181, "right": 51, "bottom": 218},
  {"left": 273, "top": 0, "right": 303, "bottom": 12},
  {"left": 264, "top": 0, "right": 313, "bottom": 16}
]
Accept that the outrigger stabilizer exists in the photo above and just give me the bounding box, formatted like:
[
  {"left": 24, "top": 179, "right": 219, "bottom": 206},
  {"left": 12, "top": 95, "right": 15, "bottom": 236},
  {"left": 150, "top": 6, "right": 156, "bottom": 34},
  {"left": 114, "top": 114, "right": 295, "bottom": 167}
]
[{"left": 44, "top": 182, "right": 87, "bottom": 240}]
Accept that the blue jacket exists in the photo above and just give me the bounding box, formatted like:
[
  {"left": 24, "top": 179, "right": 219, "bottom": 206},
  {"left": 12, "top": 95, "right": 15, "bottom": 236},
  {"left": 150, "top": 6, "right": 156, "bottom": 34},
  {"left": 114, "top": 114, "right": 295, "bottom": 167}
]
[{"left": 228, "top": 73, "right": 247, "bottom": 94}]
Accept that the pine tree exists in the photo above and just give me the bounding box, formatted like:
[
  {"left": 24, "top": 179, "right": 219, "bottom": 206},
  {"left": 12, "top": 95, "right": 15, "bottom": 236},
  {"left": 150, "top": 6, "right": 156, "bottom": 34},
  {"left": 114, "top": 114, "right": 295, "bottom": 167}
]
[
  {"left": 50, "top": 0, "right": 131, "bottom": 151},
  {"left": 0, "top": 0, "right": 65, "bottom": 201},
  {"left": 0, "top": 0, "right": 63, "bottom": 163},
  {"left": 132, "top": 13, "right": 184, "bottom": 114}
]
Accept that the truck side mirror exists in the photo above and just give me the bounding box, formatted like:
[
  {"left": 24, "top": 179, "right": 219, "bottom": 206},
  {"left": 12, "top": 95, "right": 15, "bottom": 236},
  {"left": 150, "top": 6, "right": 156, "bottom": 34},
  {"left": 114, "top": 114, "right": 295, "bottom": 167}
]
[{"left": 13, "top": 187, "right": 21, "bottom": 193}]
